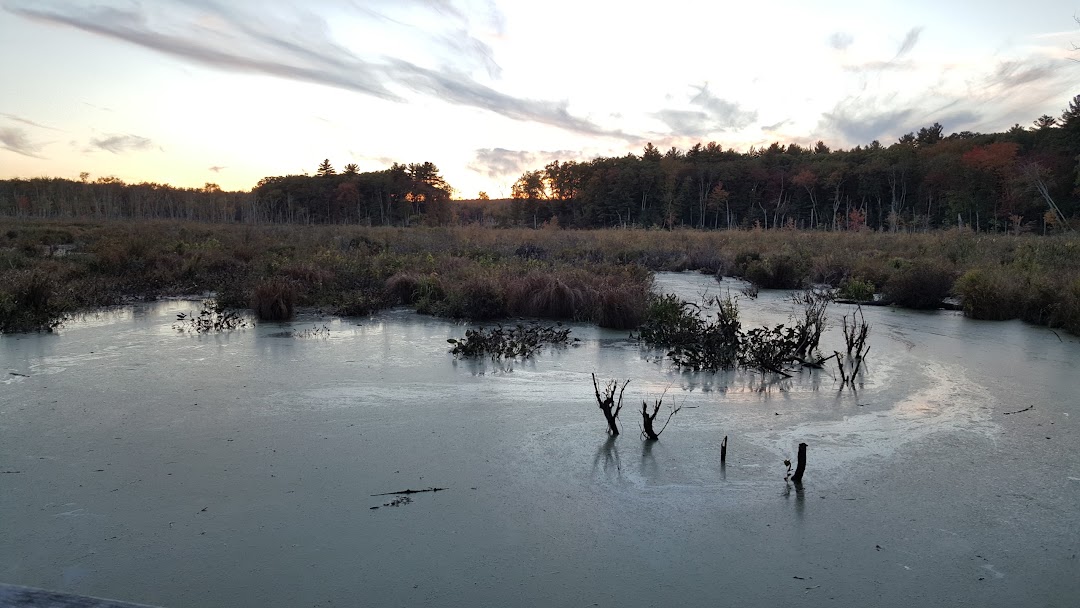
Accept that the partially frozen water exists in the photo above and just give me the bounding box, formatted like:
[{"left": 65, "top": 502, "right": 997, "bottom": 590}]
[{"left": 2, "top": 272, "right": 1078, "bottom": 607}]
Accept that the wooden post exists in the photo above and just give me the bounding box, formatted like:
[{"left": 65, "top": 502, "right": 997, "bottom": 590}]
[
  {"left": 720, "top": 435, "right": 728, "bottom": 464},
  {"left": 791, "top": 442, "right": 807, "bottom": 483}
]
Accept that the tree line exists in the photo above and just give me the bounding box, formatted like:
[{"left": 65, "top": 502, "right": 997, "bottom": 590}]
[
  {"left": 0, "top": 95, "right": 1076, "bottom": 232},
  {"left": 505, "top": 96, "right": 1079, "bottom": 233},
  {"left": 0, "top": 161, "right": 454, "bottom": 226}
]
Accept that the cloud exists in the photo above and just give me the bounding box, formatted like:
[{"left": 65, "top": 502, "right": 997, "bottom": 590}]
[
  {"left": 90, "top": 134, "right": 153, "bottom": 154},
  {"left": 7, "top": 1, "right": 623, "bottom": 138},
  {"left": 934, "top": 110, "right": 981, "bottom": 131},
  {"left": 761, "top": 119, "right": 791, "bottom": 133},
  {"left": 895, "top": 27, "right": 923, "bottom": 58},
  {"left": 0, "top": 126, "right": 46, "bottom": 158},
  {"left": 82, "top": 101, "right": 114, "bottom": 112},
  {"left": 209, "top": 165, "right": 226, "bottom": 173},
  {"left": 654, "top": 84, "right": 757, "bottom": 137},
  {"left": 468, "top": 148, "right": 579, "bottom": 179},
  {"left": 819, "top": 99, "right": 916, "bottom": 145},
  {"left": 839, "top": 27, "right": 923, "bottom": 74},
  {"left": 986, "top": 60, "right": 1058, "bottom": 88},
  {"left": 841, "top": 60, "right": 915, "bottom": 73},
  {"left": 829, "top": 32, "right": 853, "bottom": 50},
  {"left": 1, "top": 113, "right": 61, "bottom": 131}
]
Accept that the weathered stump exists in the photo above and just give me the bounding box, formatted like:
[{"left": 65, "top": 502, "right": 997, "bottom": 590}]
[{"left": 791, "top": 442, "right": 807, "bottom": 483}]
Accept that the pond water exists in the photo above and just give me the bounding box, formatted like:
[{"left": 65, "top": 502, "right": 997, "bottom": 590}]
[{"left": 1, "top": 272, "right": 1078, "bottom": 607}]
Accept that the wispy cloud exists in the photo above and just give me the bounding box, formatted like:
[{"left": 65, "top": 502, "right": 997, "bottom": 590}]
[
  {"left": 985, "top": 60, "right": 1058, "bottom": 88},
  {"left": 7, "top": 1, "right": 624, "bottom": 138},
  {"left": 895, "top": 27, "right": 923, "bottom": 58},
  {"left": 468, "top": 148, "right": 579, "bottom": 179},
  {"left": 654, "top": 84, "right": 757, "bottom": 137},
  {"left": 841, "top": 26, "right": 924, "bottom": 74},
  {"left": 761, "top": 119, "right": 791, "bottom": 133},
  {"left": 209, "top": 165, "right": 226, "bottom": 173},
  {"left": 1, "top": 113, "right": 61, "bottom": 131},
  {"left": 0, "top": 126, "right": 46, "bottom": 158},
  {"left": 841, "top": 60, "right": 915, "bottom": 73},
  {"left": 90, "top": 134, "right": 153, "bottom": 154},
  {"left": 819, "top": 98, "right": 916, "bottom": 145},
  {"left": 829, "top": 32, "right": 853, "bottom": 51},
  {"left": 934, "top": 110, "right": 981, "bottom": 131}
]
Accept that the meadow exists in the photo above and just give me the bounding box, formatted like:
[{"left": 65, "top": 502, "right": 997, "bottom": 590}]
[{"left": 2, "top": 218, "right": 1078, "bottom": 335}]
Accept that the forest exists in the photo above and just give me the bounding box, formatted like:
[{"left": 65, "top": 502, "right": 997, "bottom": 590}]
[{"left": 0, "top": 96, "right": 1077, "bottom": 233}]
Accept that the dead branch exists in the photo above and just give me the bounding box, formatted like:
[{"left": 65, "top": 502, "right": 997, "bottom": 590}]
[
  {"left": 370, "top": 487, "right": 447, "bottom": 497},
  {"left": 1003, "top": 405, "right": 1034, "bottom": 415},
  {"left": 593, "top": 373, "right": 629, "bottom": 436},
  {"left": 640, "top": 392, "right": 681, "bottom": 440}
]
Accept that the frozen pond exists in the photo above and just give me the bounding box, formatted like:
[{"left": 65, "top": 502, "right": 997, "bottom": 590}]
[{"left": 2, "top": 272, "right": 1078, "bottom": 607}]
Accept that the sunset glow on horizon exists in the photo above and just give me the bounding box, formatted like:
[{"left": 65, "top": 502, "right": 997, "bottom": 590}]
[{"left": 2, "top": 0, "right": 1078, "bottom": 197}]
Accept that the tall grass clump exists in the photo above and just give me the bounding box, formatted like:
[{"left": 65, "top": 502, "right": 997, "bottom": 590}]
[
  {"left": 0, "top": 270, "right": 69, "bottom": 332},
  {"left": 952, "top": 268, "right": 1023, "bottom": 320},
  {"left": 252, "top": 277, "right": 297, "bottom": 321},
  {"left": 740, "top": 252, "right": 807, "bottom": 289},
  {"left": 882, "top": 261, "right": 956, "bottom": 309},
  {"left": 437, "top": 274, "right": 507, "bottom": 320},
  {"left": 1058, "top": 279, "right": 1080, "bottom": 334}
]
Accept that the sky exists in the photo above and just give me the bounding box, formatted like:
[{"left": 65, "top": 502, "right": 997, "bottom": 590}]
[{"left": 1, "top": 1, "right": 1078, "bottom": 198}]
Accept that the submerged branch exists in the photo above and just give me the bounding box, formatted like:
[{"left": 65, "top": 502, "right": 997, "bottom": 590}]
[{"left": 370, "top": 487, "right": 447, "bottom": 497}]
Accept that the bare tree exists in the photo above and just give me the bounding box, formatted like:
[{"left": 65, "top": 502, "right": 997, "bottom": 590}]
[
  {"left": 592, "top": 374, "right": 629, "bottom": 436},
  {"left": 639, "top": 393, "right": 682, "bottom": 440}
]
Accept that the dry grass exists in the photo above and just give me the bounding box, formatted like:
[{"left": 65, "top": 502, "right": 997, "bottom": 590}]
[{"left": 1, "top": 218, "right": 1079, "bottom": 333}]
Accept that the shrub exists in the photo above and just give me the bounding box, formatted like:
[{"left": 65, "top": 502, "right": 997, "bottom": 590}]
[
  {"left": 385, "top": 272, "right": 424, "bottom": 304},
  {"left": 252, "top": 277, "right": 297, "bottom": 321},
  {"left": 1054, "top": 279, "right": 1080, "bottom": 334},
  {"left": 438, "top": 275, "right": 506, "bottom": 320},
  {"left": 448, "top": 323, "right": 574, "bottom": 360},
  {"left": 642, "top": 294, "right": 742, "bottom": 371},
  {"left": 333, "top": 289, "right": 390, "bottom": 317},
  {"left": 883, "top": 262, "right": 955, "bottom": 309},
  {"left": 838, "top": 278, "right": 876, "bottom": 302},
  {"left": 743, "top": 253, "right": 805, "bottom": 289},
  {"left": 0, "top": 270, "right": 68, "bottom": 333},
  {"left": 953, "top": 268, "right": 1022, "bottom": 320}
]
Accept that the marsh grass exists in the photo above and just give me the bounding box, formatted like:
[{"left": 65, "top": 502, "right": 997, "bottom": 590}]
[
  {"left": 0, "top": 269, "right": 69, "bottom": 332},
  {"left": 252, "top": 277, "right": 297, "bottom": 321},
  {"left": 1, "top": 219, "right": 1079, "bottom": 334}
]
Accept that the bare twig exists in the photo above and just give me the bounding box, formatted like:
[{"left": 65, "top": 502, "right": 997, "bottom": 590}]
[
  {"left": 1003, "top": 405, "right": 1034, "bottom": 416},
  {"left": 370, "top": 487, "right": 447, "bottom": 497}
]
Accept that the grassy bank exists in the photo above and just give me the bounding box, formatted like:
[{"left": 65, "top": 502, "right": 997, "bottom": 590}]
[{"left": 1, "top": 219, "right": 1078, "bottom": 335}]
